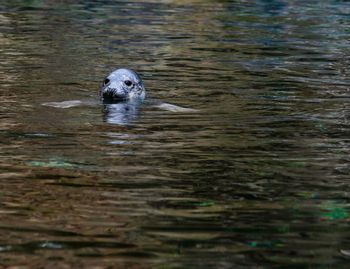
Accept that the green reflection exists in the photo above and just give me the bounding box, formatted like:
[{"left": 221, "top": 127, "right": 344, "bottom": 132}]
[
  {"left": 26, "top": 158, "right": 76, "bottom": 168},
  {"left": 321, "top": 204, "right": 348, "bottom": 221}
]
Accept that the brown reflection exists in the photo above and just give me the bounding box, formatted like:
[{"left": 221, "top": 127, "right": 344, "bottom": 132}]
[
  {"left": 1, "top": 1, "right": 350, "bottom": 268},
  {"left": 0, "top": 163, "right": 157, "bottom": 268}
]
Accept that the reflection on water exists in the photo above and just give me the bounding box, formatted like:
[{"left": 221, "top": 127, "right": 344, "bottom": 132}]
[
  {"left": 103, "top": 101, "right": 141, "bottom": 125},
  {"left": 1, "top": 0, "right": 350, "bottom": 268}
]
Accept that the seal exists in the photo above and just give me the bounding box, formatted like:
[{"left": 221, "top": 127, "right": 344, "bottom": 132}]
[
  {"left": 100, "top": 68, "right": 146, "bottom": 102},
  {"left": 42, "top": 68, "right": 197, "bottom": 125}
]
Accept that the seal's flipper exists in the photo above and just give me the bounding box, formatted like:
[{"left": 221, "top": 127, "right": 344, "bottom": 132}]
[
  {"left": 42, "top": 100, "right": 98, "bottom": 108},
  {"left": 154, "top": 103, "right": 198, "bottom": 113},
  {"left": 42, "top": 100, "right": 83, "bottom": 108}
]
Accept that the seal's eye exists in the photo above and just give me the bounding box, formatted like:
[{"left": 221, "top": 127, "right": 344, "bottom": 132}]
[
  {"left": 124, "top": 80, "right": 133, "bottom": 87},
  {"left": 104, "top": 78, "right": 110, "bottom": 86}
]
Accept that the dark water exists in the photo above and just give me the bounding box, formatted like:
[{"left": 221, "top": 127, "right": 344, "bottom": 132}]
[{"left": 1, "top": 0, "right": 350, "bottom": 268}]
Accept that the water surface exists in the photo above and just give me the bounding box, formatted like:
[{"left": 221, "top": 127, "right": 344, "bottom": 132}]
[{"left": 1, "top": 0, "right": 350, "bottom": 268}]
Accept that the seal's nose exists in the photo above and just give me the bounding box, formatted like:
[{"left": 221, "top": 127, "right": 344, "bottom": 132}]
[
  {"left": 102, "top": 88, "right": 127, "bottom": 102},
  {"left": 103, "top": 91, "right": 114, "bottom": 99}
]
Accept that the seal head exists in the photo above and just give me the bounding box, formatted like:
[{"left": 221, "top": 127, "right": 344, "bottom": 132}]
[{"left": 100, "top": 68, "right": 146, "bottom": 102}]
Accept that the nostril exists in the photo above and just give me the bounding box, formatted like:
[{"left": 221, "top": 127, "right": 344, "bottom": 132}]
[
  {"left": 103, "top": 89, "right": 115, "bottom": 99},
  {"left": 102, "top": 88, "right": 126, "bottom": 101}
]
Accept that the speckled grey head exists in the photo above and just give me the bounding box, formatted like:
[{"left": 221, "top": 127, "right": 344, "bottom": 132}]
[{"left": 100, "top": 68, "right": 146, "bottom": 102}]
